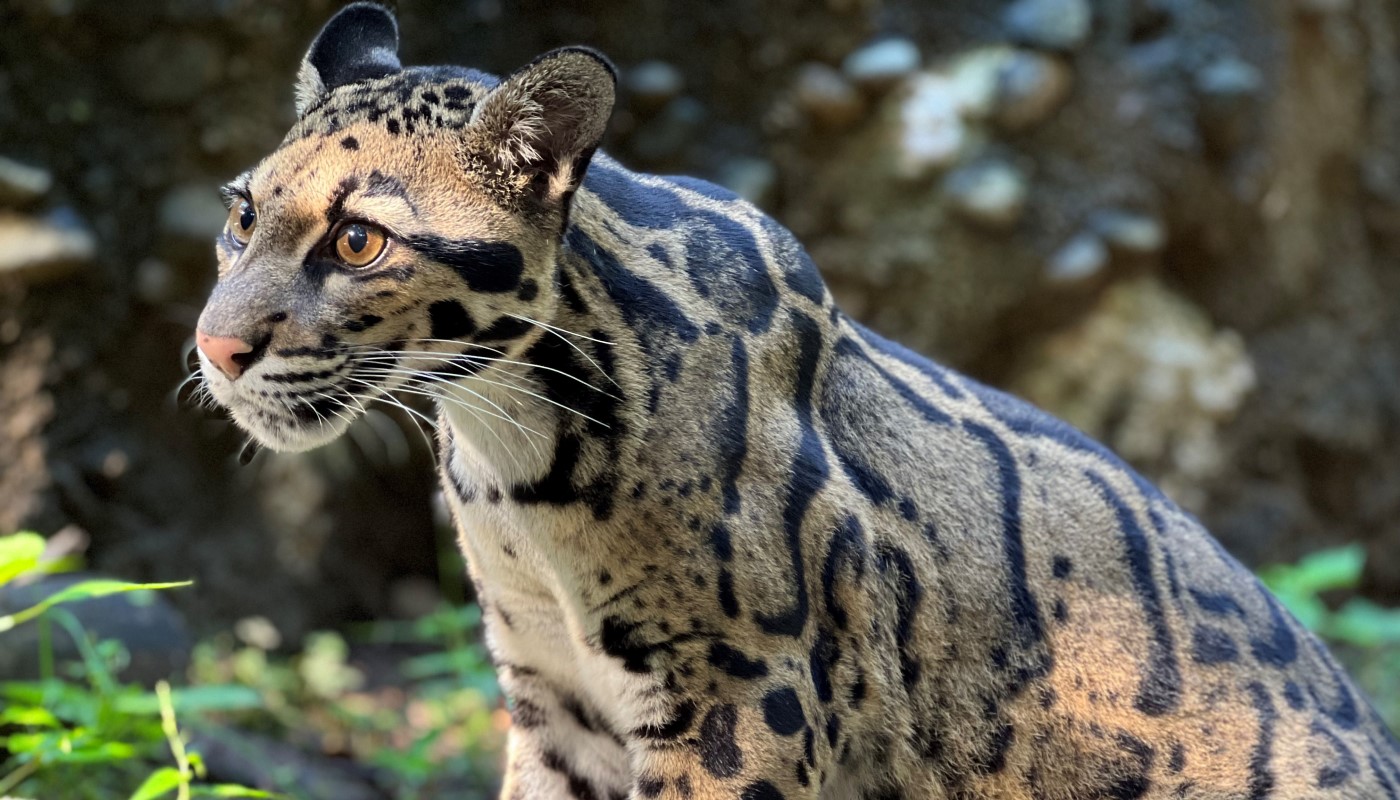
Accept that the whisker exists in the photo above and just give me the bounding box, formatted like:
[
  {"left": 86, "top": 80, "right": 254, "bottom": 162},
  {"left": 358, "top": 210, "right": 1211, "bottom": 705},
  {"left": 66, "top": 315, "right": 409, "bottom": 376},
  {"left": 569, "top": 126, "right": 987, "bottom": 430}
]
[
  {"left": 356, "top": 364, "right": 608, "bottom": 429},
  {"left": 343, "top": 376, "right": 529, "bottom": 475},
  {"left": 349, "top": 348, "right": 617, "bottom": 399},
  {"left": 505, "top": 313, "right": 620, "bottom": 390}
]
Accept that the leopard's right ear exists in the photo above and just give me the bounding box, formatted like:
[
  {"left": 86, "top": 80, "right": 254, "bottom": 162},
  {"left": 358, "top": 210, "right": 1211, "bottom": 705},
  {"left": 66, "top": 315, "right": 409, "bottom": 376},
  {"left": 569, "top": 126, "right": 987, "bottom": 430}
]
[{"left": 295, "top": 2, "right": 402, "bottom": 117}]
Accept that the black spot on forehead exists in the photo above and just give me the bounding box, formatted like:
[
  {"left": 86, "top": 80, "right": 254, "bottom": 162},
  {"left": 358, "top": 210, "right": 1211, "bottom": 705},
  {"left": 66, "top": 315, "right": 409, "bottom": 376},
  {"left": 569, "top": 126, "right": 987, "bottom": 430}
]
[{"left": 288, "top": 66, "right": 497, "bottom": 144}]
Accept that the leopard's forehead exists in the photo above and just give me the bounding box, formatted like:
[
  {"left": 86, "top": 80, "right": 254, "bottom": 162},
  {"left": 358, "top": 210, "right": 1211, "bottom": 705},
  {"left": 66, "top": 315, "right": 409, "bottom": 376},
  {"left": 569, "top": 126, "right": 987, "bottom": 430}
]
[{"left": 286, "top": 65, "right": 500, "bottom": 144}]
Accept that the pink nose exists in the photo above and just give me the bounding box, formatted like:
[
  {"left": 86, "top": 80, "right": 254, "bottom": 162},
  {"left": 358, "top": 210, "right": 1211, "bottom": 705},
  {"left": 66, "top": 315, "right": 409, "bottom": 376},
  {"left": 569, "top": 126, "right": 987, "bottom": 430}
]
[{"left": 197, "top": 330, "right": 255, "bottom": 380}]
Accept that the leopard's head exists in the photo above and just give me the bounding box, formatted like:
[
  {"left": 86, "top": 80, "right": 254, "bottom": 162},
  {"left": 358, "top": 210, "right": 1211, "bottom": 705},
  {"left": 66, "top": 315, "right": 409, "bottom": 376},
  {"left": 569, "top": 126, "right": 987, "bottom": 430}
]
[{"left": 194, "top": 2, "right": 615, "bottom": 452}]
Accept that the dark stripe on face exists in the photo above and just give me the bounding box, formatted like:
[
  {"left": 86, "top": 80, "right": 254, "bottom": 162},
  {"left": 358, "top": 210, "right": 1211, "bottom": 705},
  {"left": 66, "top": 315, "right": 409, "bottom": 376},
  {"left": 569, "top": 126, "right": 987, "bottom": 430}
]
[
  {"left": 478, "top": 315, "right": 533, "bottom": 342},
  {"left": 326, "top": 176, "right": 360, "bottom": 223},
  {"left": 404, "top": 234, "right": 524, "bottom": 293},
  {"left": 428, "top": 300, "right": 476, "bottom": 341},
  {"left": 365, "top": 170, "right": 413, "bottom": 207},
  {"left": 343, "top": 314, "right": 383, "bottom": 332}
]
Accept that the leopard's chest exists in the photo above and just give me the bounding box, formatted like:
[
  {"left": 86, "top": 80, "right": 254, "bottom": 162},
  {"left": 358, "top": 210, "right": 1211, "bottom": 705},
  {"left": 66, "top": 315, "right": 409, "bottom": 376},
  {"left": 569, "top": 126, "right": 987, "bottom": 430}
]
[{"left": 441, "top": 475, "right": 665, "bottom": 745}]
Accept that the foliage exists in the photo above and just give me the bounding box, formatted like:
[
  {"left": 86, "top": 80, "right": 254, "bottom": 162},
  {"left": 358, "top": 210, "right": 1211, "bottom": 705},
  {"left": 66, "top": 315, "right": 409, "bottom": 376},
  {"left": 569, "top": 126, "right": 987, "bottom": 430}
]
[
  {"left": 1260, "top": 544, "right": 1400, "bottom": 730},
  {"left": 189, "top": 603, "right": 506, "bottom": 799},
  {"left": 0, "top": 532, "right": 276, "bottom": 800}
]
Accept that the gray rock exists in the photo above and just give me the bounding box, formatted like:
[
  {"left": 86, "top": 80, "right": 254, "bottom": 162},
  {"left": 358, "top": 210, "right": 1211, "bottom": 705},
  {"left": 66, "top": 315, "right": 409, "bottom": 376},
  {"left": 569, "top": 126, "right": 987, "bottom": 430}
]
[
  {"left": 717, "top": 157, "right": 779, "bottom": 206},
  {"left": 119, "top": 34, "right": 222, "bottom": 108},
  {"left": 159, "top": 183, "right": 227, "bottom": 243},
  {"left": 0, "top": 156, "right": 52, "bottom": 208},
  {"left": 135, "top": 258, "right": 176, "bottom": 305},
  {"left": 794, "top": 63, "right": 864, "bottom": 128},
  {"left": 1195, "top": 56, "right": 1263, "bottom": 100},
  {"left": 0, "top": 572, "right": 192, "bottom": 686},
  {"left": 842, "top": 38, "right": 921, "bottom": 88},
  {"left": 630, "top": 97, "right": 706, "bottom": 162},
  {"left": 1194, "top": 56, "right": 1263, "bottom": 156},
  {"left": 995, "top": 50, "right": 1074, "bottom": 131},
  {"left": 1089, "top": 209, "right": 1167, "bottom": 255},
  {"left": 190, "top": 727, "right": 387, "bottom": 800},
  {"left": 943, "top": 159, "right": 1030, "bottom": 229},
  {"left": 1046, "top": 231, "right": 1109, "bottom": 283},
  {"left": 0, "top": 208, "right": 96, "bottom": 283},
  {"left": 1004, "top": 0, "right": 1093, "bottom": 52},
  {"left": 626, "top": 60, "right": 685, "bottom": 109},
  {"left": 896, "top": 74, "right": 970, "bottom": 176},
  {"left": 1294, "top": 0, "right": 1350, "bottom": 12}
]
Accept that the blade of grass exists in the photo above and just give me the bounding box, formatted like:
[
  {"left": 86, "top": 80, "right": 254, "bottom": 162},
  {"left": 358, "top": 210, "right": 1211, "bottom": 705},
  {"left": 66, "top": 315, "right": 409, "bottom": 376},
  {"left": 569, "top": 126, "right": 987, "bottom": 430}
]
[{"left": 0, "top": 579, "right": 192, "bottom": 633}]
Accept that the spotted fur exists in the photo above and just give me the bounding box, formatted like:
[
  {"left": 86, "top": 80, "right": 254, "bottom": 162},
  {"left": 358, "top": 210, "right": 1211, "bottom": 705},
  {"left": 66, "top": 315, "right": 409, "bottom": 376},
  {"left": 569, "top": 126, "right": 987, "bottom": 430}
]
[{"left": 196, "top": 4, "right": 1400, "bottom": 798}]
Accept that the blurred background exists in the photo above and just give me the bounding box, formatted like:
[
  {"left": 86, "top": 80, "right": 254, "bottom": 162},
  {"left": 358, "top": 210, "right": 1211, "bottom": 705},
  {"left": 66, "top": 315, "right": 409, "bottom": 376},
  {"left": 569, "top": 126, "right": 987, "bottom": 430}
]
[{"left": 1, "top": 0, "right": 1399, "bottom": 797}]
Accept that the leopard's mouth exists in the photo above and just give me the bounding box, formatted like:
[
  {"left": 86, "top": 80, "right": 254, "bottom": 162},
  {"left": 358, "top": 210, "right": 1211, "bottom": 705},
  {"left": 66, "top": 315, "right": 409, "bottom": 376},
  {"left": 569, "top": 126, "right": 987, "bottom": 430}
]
[{"left": 199, "top": 353, "right": 378, "bottom": 453}]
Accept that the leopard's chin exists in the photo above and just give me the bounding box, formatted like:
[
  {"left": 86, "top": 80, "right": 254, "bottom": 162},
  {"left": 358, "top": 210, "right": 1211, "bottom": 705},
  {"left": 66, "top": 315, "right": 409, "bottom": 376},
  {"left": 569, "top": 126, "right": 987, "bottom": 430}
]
[
  {"left": 228, "top": 403, "right": 356, "bottom": 453},
  {"left": 201, "top": 369, "right": 362, "bottom": 453}
]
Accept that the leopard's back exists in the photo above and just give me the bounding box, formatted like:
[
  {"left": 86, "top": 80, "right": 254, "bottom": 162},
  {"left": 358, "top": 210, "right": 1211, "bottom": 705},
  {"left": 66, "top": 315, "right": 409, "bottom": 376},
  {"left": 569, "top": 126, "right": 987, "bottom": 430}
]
[{"left": 542, "top": 154, "right": 1400, "bottom": 798}]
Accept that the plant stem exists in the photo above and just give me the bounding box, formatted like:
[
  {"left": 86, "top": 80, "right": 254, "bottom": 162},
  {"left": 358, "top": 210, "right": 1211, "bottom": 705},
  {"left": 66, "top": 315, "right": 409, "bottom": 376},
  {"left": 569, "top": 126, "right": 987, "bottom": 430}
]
[{"left": 0, "top": 759, "right": 39, "bottom": 796}]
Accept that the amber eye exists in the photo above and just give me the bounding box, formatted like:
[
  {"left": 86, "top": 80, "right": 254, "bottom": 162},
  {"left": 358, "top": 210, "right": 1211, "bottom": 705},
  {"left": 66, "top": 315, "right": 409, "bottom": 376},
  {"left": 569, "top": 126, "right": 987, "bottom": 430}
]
[
  {"left": 226, "top": 198, "right": 256, "bottom": 244},
  {"left": 334, "top": 223, "right": 387, "bottom": 267}
]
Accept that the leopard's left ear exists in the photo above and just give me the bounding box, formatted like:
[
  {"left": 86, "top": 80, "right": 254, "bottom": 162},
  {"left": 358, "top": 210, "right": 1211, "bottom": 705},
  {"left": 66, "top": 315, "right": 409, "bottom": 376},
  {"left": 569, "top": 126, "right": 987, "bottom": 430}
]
[
  {"left": 465, "top": 47, "right": 617, "bottom": 212},
  {"left": 295, "top": 2, "right": 402, "bottom": 117}
]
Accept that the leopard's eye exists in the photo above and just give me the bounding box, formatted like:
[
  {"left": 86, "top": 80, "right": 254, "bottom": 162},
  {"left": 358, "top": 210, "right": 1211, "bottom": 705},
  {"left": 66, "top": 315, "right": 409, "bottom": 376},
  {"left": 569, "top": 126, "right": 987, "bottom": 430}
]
[
  {"left": 226, "top": 199, "right": 256, "bottom": 245},
  {"left": 334, "top": 222, "right": 387, "bottom": 268}
]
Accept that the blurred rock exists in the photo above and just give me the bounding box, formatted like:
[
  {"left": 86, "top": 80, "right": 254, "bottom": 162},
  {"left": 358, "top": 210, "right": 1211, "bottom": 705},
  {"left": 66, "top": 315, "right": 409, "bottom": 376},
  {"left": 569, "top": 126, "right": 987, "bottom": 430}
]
[
  {"left": 717, "top": 157, "right": 779, "bottom": 206},
  {"left": 630, "top": 96, "right": 706, "bottom": 162},
  {"left": 0, "top": 156, "right": 52, "bottom": 208},
  {"left": 1044, "top": 231, "right": 1108, "bottom": 285},
  {"left": 135, "top": 257, "right": 176, "bottom": 305},
  {"left": 944, "top": 47, "right": 1018, "bottom": 121},
  {"left": 1294, "top": 0, "right": 1350, "bottom": 13},
  {"left": 1194, "top": 56, "right": 1263, "bottom": 157},
  {"left": 626, "top": 60, "right": 684, "bottom": 111},
  {"left": 897, "top": 74, "right": 969, "bottom": 176},
  {"left": 1004, "top": 0, "right": 1093, "bottom": 52},
  {"left": 943, "top": 158, "right": 1029, "bottom": 229},
  {"left": 0, "top": 208, "right": 95, "bottom": 283},
  {"left": 994, "top": 50, "right": 1074, "bottom": 131},
  {"left": 191, "top": 726, "right": 387, "bottom": 800},
  {"left": 794, "top": 63, "right": 865, "bottom": 128},
  {"left": 1010, "top": 277, "right": 1256, "bottom": 510},
  {"left": 842, "top": 37, "right": 921, "bottom": 88},
  {"left": 1088, "top": 209, "right": 1167, "bottom": 256},
  {"left": 118, "top": 33, "right": 222, "bottom": 108},
  {"left": 158, "top": 183, "right": 227, "bottom": 244},
  {"left": 0, "top": 571, "right": 192, "bottom": 686}
]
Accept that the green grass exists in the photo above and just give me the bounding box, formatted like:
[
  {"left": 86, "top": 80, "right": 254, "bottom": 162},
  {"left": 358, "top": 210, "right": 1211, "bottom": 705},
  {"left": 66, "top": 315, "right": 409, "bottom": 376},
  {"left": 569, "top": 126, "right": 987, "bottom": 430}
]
[{"left": 0, "top": 531, "right": 276, "bottom": 800}]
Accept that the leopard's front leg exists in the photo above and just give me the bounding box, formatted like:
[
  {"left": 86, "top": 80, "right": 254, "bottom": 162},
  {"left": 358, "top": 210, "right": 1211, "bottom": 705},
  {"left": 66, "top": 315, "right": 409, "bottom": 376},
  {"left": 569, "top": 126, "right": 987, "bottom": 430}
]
[
  {"left": 495, "top": 663, "right": 633, "bottom": 800},
  {"left": 626, "top": 699, "right": 824, "bottom": 800}
]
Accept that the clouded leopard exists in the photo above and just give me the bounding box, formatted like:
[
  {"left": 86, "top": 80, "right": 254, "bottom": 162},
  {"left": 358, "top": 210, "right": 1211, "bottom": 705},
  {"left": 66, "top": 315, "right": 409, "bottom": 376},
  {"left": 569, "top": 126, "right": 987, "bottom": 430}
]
[{"left": 194, "top": 3, "right": 1400, "bottom": 798}]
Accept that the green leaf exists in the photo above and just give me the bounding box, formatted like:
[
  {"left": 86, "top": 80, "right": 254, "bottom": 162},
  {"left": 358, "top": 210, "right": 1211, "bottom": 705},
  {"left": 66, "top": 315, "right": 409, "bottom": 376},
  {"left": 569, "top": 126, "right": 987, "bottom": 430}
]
[
  {"left": 1327, "top": 598, "right": 1400, "bottom": 647},
  {"left": 0, "top": 578, "right": 192, "bottom": 633},
  {"left": 0, "top": 532, "right": 46, "bottom": 586},
  {"left": 0, "top": 705, "right": 60, "bottom": 728},
  {"left": 190, "top": 785, "right": 283, "bottom": 798},
  {"left": 129, "top": 767, "right": 184, "bottom": 800},
  {"left": 115, "top": 684, "right": 265, "bottom": 716},
  {"left": 1260, "top": 545, "right": 1364, "bottom": 595}
]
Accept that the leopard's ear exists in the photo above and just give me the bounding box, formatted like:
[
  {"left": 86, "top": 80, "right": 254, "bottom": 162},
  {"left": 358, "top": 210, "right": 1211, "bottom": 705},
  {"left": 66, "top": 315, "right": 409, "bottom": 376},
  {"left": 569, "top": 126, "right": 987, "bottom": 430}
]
[
  {"left": 464, "top": 47, "right": 617, "bottom": 212},
  {"left": 295, "top": 2, "right": 402, "bottom": 117}
]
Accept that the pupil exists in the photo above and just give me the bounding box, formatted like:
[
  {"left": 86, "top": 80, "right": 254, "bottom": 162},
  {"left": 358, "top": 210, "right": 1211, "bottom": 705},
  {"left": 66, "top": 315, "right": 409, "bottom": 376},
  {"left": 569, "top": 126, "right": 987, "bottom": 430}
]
[
  {"left": 348, "top": 226, "right": 367, "bottom": 253},
  {"left": 238, "top": 204, "right": 255, "bottom": 230}
]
